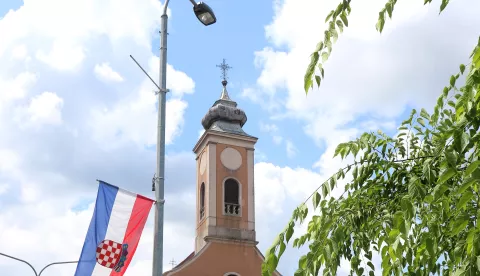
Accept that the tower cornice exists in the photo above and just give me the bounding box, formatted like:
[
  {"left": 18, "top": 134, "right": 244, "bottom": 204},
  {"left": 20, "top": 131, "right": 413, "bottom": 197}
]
[{"left": 193, "top": 129, "right": 258, "bottom": 154}]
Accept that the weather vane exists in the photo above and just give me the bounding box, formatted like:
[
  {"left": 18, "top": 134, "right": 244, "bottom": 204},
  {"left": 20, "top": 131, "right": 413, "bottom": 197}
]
[{"left": 216, "top": 58, "right": 232, "bottom": 81}]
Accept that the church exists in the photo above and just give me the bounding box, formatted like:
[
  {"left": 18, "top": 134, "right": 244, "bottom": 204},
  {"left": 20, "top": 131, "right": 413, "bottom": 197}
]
[{"left": 163, "top": 62, "right": 282, "bottom": 276}]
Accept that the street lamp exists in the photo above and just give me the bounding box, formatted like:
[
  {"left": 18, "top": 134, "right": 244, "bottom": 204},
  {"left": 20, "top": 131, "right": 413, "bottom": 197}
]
[
  {"left": 193, "top": 2, "right": 216, "bottom": 26},
  {"left": 152, "top": 1, "right": 216, "bottom": 276},
  {"left": 0, "top": 252, "right": 78, "bottom": 276}
]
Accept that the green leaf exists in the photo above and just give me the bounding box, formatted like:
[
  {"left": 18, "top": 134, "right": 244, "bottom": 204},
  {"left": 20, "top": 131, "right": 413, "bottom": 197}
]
[
  {"left": 304, "top": 52, "right": 319, "bottom": 93},
  {"left": 440, "top": 0, "right": 449, "bottom": 13},
  {"left": 460, "top": 64, "right": 466, "bottom": 74},
  {"left": 322, "top": 183, "right": 328, "bottom": 198},
  {"left": 278, "top": 241, "right": 286, "bottom": 258},
  {"left": 299, "top": 255, "right": 307, "bottom": 269},
  {"left": 285, "top": 223, "right": 294, "bottom": 243},
  {"left": 450, "top": 74, "right": 456, "bottom": 87},
  {"left": 312, "top": 191, "right": 321, "bottom": 209},
  {"left": 329, "top": 177, "right": 336, "bottom": 190},
  {"left": 438, "top": 167, "right": 456, "bottom": 184},
  {"left": 425, "top": 194, "right": 434, "bottom": 203},
  {"left": 315, "top": 75, "right": 321, "bottom": 87},
  {"left": 445, "top": 150, "right": 457, "bottom": 167},
  {"left": 473, "top": 47, "right": 480, "bottom": 69},
  {"left": 451, "top": 216, "right": 469, "bottom": 235},
  {"left": 454, "top": 131, "right": 469, "bottom": 153},
  {"left": 322, "top": 51, "right": 330, "bottom": 63},
  {"left": 386, "top": 2, "right": 393, "bottom": 18},
  {"left": 433, "top": 184, "right": 449, "bottom": 201},
  {"left": 376, "top": 17, "right": 385, "bottom": 33},
  {"left": 426, "top": 237, "right": 434, "bottom": 256},
  {"left": 457, "top": 190, "right": 473, "bottom": 209},
  {"left": 336, "top": 20, "right": 344, "bottom": 32},
  {"left": 417, "top": 117, "right": 426, "bottom": 127},
  {"left": 420, "top": 108, "right": 430, "bottom": 120},
  {"left": 443, "top": 86, "right": 449, "bottom": 96},
  {"left": 453, "top": 267, "right": 466, "bottom": 276},
  {"left": 325, "top": 10, "right": 334, "bottom": 23},
  {"left": 314, "top": 41, "right": 324, "bottom": 52},
  {"left": 331, "top": 27, "right": 338, "bottom": 43},
  {"left": 465, "top": 160, "right": 480, "bottom": 175},
  {"left": 340, "top": 12, "right": 348, "bottom": 27},
  {"left": 466, "top": 228, "right": 475, "bottom": 254},
  {"left": 456, "top": 177, "right": 477, "bottom": 196},
  {"left": 367, "top": 261, "right": 375, "bottom": 270}
]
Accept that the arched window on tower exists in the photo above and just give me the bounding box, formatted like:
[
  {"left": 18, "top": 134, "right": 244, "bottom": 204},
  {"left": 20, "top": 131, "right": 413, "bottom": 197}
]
[
  {"left": 224, "top": 178, "right": 240, "bottom": 216},
  {"left": 200, "top": 183, "right": 205, "bottom": 220}
]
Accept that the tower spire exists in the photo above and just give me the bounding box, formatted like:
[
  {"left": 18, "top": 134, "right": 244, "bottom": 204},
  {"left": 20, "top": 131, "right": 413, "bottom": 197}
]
[{"left": 216, "top": 59, "right": 232, "bottom": 101}]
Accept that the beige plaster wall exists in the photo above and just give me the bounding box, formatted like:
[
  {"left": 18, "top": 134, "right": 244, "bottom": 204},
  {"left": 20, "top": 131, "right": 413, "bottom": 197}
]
[{"left": 215, "top": 143, "right": 249, "bottom": 230}]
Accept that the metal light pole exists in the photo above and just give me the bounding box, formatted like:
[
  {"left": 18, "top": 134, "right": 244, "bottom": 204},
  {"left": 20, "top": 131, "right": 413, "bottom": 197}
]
[
  {"left": 151, "top": 1, "right": 216, "bottom": 276},
  {"left": 0, "top": 252, "right": 78, "bottom": 276}
]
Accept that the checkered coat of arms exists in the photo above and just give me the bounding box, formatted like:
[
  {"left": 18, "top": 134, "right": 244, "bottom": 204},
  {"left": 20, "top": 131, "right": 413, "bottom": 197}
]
[{"left": 96, "top": 239, "right": 129, "bottom": 272}]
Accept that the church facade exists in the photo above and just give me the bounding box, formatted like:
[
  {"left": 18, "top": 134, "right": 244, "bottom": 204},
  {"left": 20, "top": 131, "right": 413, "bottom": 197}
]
[{"left": 163, "top": 70, "right": 282, "bottom": 276}]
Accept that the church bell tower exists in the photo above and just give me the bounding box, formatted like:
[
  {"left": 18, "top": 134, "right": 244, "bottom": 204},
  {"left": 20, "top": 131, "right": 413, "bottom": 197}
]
[{"left": 192, "top": 59, "right": 258, "bottom": 253}]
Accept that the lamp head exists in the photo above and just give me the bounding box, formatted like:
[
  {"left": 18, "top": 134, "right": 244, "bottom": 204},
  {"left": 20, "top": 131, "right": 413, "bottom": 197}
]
[{"left": 193, "top": 2, "right": 216, "bottom": 26}]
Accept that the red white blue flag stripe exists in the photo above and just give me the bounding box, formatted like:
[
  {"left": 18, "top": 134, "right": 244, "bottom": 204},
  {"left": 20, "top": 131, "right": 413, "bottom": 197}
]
[{"left": 74, "top": 181, "right": 154, "bottom": 276}]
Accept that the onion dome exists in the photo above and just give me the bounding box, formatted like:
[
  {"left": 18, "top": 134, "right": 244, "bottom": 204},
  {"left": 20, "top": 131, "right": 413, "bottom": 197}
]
[{"left": 201, "top": 80, "right": 252, "bottom": 137}]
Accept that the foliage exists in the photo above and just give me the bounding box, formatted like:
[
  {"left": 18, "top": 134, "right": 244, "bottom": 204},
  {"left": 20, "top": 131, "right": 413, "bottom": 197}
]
[{"left": 263, "top": 0, "right": 480, "bottom": 275}]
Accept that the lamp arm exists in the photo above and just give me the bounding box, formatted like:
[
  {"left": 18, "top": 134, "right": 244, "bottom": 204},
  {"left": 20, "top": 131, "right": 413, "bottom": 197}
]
[
  {"left": 0, "top": 252, "right": 38, "bottom": 276},
  {"left": 163, "top": 0, "right": 198, "bottom": 15},
  {"left": 38, "top": 261, "right": 79, "bottom": 276},
  {"left": 162, "top": 0, "right": 170, "bottom": 16}
]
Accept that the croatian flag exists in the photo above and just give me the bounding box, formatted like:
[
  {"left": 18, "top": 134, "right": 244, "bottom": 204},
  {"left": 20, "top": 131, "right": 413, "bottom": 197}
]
[{"left": 74, "top": 180, "right": 154, "bottom": 276}]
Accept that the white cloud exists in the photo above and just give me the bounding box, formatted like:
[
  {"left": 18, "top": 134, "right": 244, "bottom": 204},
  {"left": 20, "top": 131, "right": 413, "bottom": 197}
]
[
  {"left": 255, "top": 162, "right": 322, "bottom": 216},
  {"left": 247, "top": 0, "right": 480, "bottom": 149},
  {"left": 259, "top": 122, "right": 278, "bottom": 133},
  {"left": 259, "top": 121, "right": 284, "bottom": 145},
  {"left": 10, "top": 44, "right": 28, "bottom": 60},
  {"left": 89, "top": 92, "right": 188, "bottom": 149},
  {"left": 0, "top": 0, "right": 163, "bottom": 60},
  {"left": 272, "top": 135, "right": 283, "bottom": 145},
  {"left": 94, "top": 62, "right": 124, "bottom": 82},
  {"left": 0, "top": 71, "right": 37, "bottom": 113},
  {"left": 24, "top": 91, "right": 64, "bottom": 126},
  {"left": 166, "top": 64, "right": 195, "bottom": 98},
  {"left": 285, "top": 140, "right": 297, "bottom": 158},
  {"left": 0, "top": 0, "right": 197, "bottom": 274},
  {"left": 36, "top": 39, "right": 85, "bottom": 71},
  {"left": 0, "top": 184, "right": 8, "bottom": 195}
]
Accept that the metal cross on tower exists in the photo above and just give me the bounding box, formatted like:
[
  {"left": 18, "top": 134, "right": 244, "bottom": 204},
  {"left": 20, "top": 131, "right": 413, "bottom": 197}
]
[
  {"left": 216, "top": 58, "right": 232, "bottom": 81},
  {"left": 169, "top": 258, "right": 176, "bottom": 269}
]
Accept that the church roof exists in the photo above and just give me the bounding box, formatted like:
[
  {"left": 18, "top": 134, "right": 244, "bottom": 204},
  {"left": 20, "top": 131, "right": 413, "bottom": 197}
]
[
  {"left": 162, "top": 252, "right": 194, "bottom": 275},
  {"left": 200, "top": 80, "right": 254, "bottom": 138},
  {"left": 200, "top": 59, "right": 254, "bottom": 138}
]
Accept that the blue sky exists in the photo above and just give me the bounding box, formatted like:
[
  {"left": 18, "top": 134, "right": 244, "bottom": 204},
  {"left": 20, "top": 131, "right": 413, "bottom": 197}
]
[{"left": 0, "top": 0, "right": 479, "bottom": 275}]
